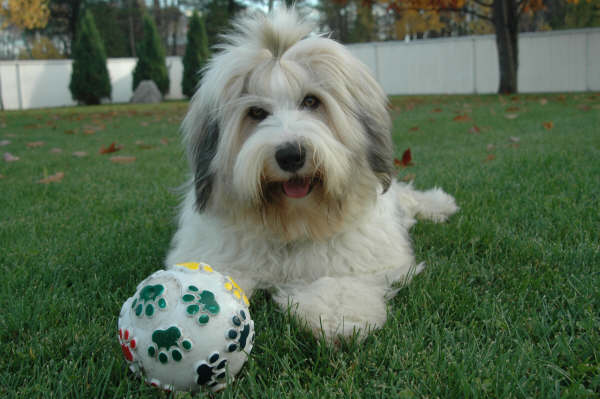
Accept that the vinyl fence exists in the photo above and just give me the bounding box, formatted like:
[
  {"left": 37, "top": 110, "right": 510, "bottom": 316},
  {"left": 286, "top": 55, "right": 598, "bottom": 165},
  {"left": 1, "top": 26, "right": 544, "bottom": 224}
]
[{"left": 1, "top": 28, "right": 598, "bottom": 110}]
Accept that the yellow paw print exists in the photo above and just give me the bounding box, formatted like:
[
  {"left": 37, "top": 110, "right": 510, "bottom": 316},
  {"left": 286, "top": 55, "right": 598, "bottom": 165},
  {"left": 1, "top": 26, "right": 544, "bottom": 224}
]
[{"left": 224, "top": 277, "right": 249, "bottom": 306}]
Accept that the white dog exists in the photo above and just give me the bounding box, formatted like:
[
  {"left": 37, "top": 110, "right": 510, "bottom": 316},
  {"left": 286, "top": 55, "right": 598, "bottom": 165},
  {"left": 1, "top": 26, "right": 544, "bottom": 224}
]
[{"left": 166, "top": 9, "right": 458, "bottom": 341}]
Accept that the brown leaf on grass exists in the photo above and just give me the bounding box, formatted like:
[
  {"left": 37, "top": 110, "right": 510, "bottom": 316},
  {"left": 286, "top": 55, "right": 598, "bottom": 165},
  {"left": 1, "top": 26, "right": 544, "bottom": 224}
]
[
  {"left": 505, "top": 106, "right": 520, "bottom": 112},
  {"left": 38, "top": 172, "right": 64, "bottom": 184},
  {"left": 409, "top": 126, "right": 420, "bottom": 132},
  {"left": 394, "top": 148, "right": 413, "bottom": 168},
  {"left": 0, "top": 174, "right": 4, "bottom": 179},
  {"left": 3, "top": 152, "right": 19, "bottom": 162},
  {"left": 469, "top": 125, "right": 481, "bottom": 134},
  {"left": 577, "top": 104, "right": 591, "bottom": 112},
  {"left": 160, "top": 138, "right": 170, "bottom": 145},
  {"left": 431, "top": 108, "right": 442, "bottom": 113},
  {"left": 453, "top": 114, "right": 471, "bottom": 122},
  {"left": 50, "top": 148, "right": 63, "bottom": 154},
  {"left": 110, "top": 156, "right": 136, "bottom": 164},
  {"left": 484, "top": 154, "right": 496, "bottom": 162},
  {"left": 539, "top": 98, "right": 548, "bottom": 106},
  {"left": 73, "top": 151, "right": 88, "bottom": 158},
  {"left": 64, "top": 129, "right": 76, "bottom": 135},
  {"left": 505, "top": 113, "right": 519, "bottom": 120},
  {"left": 401, "top": 173, "right": 416, "bottom": 182},
  {"left": 100, "top": 142, "right": 122, "bottom": 154},
  {"left": 542, "top": 121, "right": 554, "bottom": 130},
  {"left": 27, "top": 141, "right": 45, "bottom": 148},
  {"left": 140, "top": 121, "right": 150, "bottom": 127}
]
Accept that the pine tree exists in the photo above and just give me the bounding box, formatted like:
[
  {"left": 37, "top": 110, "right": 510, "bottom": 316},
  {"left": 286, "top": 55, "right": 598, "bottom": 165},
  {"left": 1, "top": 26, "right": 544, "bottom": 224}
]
[
  {"left": 182, "top": 11, "right": 210, "bottom": 98},
  {"left": 132, "top": 13, "right": 170, "bottom": 96},
  {"left": 69, "top": 10, "right": 111, "bottom": 105}
]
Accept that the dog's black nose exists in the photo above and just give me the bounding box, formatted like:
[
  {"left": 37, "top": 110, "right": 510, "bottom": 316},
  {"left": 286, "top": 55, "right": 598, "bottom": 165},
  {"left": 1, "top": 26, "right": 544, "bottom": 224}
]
[{"left": 275, "top": 143, "right": 306, "bottom": 172}]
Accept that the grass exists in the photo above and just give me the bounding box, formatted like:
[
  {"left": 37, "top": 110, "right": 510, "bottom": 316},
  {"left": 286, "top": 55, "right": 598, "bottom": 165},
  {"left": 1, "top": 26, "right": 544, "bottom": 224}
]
[{"left": 0, "top": 93, "right": 598, "bottom": 398}]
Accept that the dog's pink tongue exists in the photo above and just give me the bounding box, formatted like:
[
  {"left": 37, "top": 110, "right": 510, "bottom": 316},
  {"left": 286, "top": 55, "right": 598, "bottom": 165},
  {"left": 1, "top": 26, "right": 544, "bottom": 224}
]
[{"left": 282, "top": 179, "right": 311, "bottom": 198}]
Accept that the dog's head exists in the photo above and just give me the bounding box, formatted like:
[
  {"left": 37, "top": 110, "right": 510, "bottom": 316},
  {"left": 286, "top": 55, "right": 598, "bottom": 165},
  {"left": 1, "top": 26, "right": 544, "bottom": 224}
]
[{"left": 182, "top": 8, "right": 394, "bottom": 241}]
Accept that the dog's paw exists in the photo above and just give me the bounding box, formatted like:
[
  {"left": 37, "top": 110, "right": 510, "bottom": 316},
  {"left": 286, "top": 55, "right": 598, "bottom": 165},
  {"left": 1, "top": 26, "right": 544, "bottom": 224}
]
[{"left": 273, "top": 277, "right": 388, "bottom": 342}]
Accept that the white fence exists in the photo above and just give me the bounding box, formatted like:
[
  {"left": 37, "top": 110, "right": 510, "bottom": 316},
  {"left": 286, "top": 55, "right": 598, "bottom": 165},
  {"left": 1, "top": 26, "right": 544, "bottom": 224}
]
[
  {"left": 1, "top": 28, "right": 599, "bottom": 110},
  {"left": 0, "top": 56, "right": 183, "bottom": 110},
  {"left": 348, "top": 27, "right": 600, "bottom": 95}
]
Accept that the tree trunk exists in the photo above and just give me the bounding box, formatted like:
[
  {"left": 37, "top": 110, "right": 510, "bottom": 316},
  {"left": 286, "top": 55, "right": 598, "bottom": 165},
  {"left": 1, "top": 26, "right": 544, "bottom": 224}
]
[{"left": 493, "top": 0, "right": 519, "bottom": 94}]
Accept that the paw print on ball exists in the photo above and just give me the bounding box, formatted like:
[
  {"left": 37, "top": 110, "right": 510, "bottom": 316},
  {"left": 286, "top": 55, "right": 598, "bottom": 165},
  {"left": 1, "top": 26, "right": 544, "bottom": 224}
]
[
  {"left": 225, "top": 309, "right": 254, "bottom": 353},
  {"left": 147, "top": 326, "right": 193, "bottom": 364},
  {"left": 118, "top": 328, "right": 137, "bottom": 362},
  {"left": 196, "top": 351, "right": 228, "bottom": 388},
  {"left": 182, "top": 286, "right": 220, "bottom": 326},
  {"left": 132, "top": 284, "right": 167, "bottom": 318}
]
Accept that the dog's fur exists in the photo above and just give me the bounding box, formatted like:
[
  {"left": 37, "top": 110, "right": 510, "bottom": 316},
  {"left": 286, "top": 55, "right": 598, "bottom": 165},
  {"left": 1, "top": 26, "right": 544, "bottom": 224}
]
[{"left": 166, "top": 9, "right": 458, "bottom": 341}]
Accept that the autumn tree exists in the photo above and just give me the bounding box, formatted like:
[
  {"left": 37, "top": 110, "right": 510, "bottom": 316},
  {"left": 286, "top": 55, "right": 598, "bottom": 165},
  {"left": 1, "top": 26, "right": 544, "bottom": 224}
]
[
  {"left": 0, "top": 0, "right": 50, "bottom": 29},
  {"left": 69, "top": 10, "right": 112, "bottom": 105},
  {"left": 379, "top": 0, "right": 550, "bottom": 94}
]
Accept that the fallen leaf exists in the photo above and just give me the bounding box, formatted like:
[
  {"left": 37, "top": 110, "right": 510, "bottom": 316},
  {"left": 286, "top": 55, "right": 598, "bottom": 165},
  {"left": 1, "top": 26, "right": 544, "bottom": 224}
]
[
  {"left": 505, "top": 106, "right": 520, "bottom": 112},
  {"left": 110, "top": 156, "right": 136, "bottom": 164},
  {"left": 505, "top": 113, "right": 519, "bottom": 120},
  {"left": 140, "top": 121, "right": 149, "bottom": 127},
  {"left": 431, "top": 108, "right": 442, "bottom": 113},
  {"left": 485, "top": 154, "right": 496, "bottom": 162},
  {"left": 27, "top": 141, "right": 45, "bottom": 148},
  {"left": 542, "top": 121, "right": 554, "bottom": 130},
  {"left": 539, "top": 98, "right": 548, "bottom": 106},
  {"left": 83, "top": 128, "right": 96, "bottom": 135},
  {"left": 135, "top": 140, "right": 155, "bottom": 150},
  {"left": 100, "top": 142, "right": 121, "bottom": 154},
  {"left": 469, "top": 125, "right": 481, "bottom": 134},
  {"left": 396, "top": 148, "right": 413, "bottom": 168},
  {"left": 453, "top": 114, "right": 471, "bottom": 122},
  {"left": 401, "top": 173, "right": 416, "bottom": 182},
  {"left": 160, "top": 138, "right": 169, "bottom": 145},
  {"left": 38, "top": 171, "right": 64, "bottom": 184},
  {"left": 0, "top": 140, "right": 10, "bottom": 146},
  {"left": 73, "top": 151, "right": 88, "bottom": 158},
  {"left": 0, "top": 174, "right": 4, "bottom": 179},
  {"left": 3, "top": 152, "right": 19, "bottom": 162},
  {"left": 409, "top": 126, "right": 419, "bottom": 132},
  {"left": 577, "top": 104, "right": 591, "bottom": 111},
  {"left": 64, "top": 129, "right": 76, "bottom": 135},
  {"left": 50, "top": 148, "right": 63, "bottom": 153}
]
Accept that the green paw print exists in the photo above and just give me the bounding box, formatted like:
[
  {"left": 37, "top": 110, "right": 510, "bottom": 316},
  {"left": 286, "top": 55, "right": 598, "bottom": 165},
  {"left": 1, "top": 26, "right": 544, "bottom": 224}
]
[
  {"left": 182, "top": 286, "right": 220, "bottom": 326},
  {"left": 132, "top": 284, "right": 167, "bottom": 318},
  {"left": 147, "top": 326, "right": 193, "bottom": 364}
]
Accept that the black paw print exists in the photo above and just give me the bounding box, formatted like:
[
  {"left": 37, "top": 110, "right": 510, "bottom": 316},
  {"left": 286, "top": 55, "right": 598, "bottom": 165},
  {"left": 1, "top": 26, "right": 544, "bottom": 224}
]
[
  {"left": 196, "top": 352, "right": 228, "bottom": 388},
  {"left": 225, "top": 309, "right": 255, "bottom": 353}
]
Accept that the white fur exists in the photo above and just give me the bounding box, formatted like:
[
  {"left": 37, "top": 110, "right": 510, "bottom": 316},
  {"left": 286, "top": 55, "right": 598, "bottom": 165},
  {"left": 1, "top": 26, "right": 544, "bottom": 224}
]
[{"left": 166, "top": 9, "right": 459, "bottom": 342}]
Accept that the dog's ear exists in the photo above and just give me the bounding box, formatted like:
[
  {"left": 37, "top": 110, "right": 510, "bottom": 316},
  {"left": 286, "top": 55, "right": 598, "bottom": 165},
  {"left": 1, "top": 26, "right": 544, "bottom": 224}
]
[
  {"left": 346, "top": 59, "right": 395, "bottom": 193},
  {"left": 183, "top": 100, "right": 220, "bottom": 212}
]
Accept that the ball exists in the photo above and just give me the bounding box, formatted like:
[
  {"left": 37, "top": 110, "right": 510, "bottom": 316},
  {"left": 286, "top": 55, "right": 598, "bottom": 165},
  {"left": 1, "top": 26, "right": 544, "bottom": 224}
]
[{"left": 117, "top": 262, "right": 255, "bottom": 393}]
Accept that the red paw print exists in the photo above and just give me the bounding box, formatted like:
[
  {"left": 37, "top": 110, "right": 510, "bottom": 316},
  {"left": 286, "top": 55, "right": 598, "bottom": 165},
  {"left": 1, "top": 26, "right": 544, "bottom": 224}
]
[{"left": 118, "top": 328, "right": 137, "bottom": 362}]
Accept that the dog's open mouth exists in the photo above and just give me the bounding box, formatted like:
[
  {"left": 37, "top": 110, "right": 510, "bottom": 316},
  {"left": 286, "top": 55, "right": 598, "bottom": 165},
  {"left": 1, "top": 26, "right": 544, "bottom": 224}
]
[
  {"left": 282, "top": 177, "right": 312, "bottom": 198},
  {"left": 281, "top": 177, "right": 318, "bottom": 199}
]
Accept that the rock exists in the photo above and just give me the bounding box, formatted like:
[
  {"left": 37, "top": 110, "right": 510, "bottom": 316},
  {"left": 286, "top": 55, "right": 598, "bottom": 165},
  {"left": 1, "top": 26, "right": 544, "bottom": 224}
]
[{"left": 131, "top": 80, "right": 162, "bottom": 104}]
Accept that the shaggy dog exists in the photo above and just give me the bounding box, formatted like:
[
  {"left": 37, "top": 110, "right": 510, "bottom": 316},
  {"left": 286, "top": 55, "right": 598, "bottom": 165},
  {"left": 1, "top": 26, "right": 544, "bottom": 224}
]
[{"left": 166, "top": 9, "right": 458, "bottom": 341}]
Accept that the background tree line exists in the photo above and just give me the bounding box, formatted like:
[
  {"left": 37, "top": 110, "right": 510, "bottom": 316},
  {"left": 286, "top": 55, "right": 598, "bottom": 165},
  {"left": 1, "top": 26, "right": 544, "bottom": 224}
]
[{"left": 0, "top": 0, "right": 598, "bottom": 94}]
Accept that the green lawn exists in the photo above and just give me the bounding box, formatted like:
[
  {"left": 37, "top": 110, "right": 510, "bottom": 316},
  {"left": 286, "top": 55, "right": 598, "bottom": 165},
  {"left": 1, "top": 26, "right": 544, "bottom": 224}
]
[{"left": 1, "top": 94, "right": 598, "bottom": 398}]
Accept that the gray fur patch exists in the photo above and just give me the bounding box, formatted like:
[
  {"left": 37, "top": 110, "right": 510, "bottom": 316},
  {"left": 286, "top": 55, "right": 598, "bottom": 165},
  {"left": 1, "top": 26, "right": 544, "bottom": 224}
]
[
  {"left": 191, "top": 121, "right": 220, "bottom": 211},
  {"left": 363, "top": 119, "right": 394, "bottom": 193}
]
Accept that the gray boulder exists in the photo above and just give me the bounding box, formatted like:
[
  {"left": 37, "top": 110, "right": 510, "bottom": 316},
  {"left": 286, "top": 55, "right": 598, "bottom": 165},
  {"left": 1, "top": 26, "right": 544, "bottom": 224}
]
[{"left": 131, "top": 80, "right": 162, "bottom": 104}]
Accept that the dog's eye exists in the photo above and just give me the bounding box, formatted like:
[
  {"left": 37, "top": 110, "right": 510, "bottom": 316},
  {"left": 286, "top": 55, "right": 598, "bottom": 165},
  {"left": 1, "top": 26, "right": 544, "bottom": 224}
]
[
  {"left": 248, "top": 107, "right": 268, "bottom": 121},
  {"left": 301, "top": 95, "right": 320, "bottom": 110}
]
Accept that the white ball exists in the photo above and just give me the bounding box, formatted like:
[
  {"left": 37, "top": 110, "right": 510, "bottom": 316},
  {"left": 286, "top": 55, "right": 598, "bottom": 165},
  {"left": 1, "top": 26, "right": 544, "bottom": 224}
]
[{"left": 117, "top": 262, "right": 255, "bottom": 393}]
